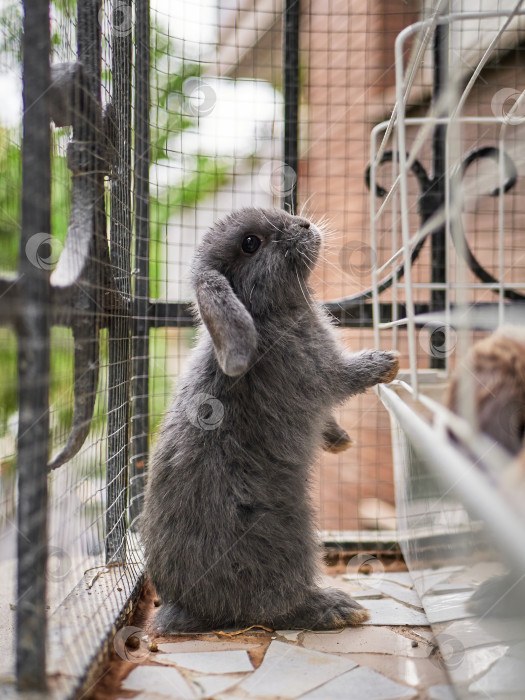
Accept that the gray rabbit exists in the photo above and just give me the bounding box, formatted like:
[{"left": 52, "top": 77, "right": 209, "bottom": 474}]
[{"left": 141, "top": 207, "right": 399, "bottom": 633}]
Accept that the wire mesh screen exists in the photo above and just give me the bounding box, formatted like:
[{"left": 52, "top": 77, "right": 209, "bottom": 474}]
[
  {"left": 297, "top": 2, "right": 423, "bottom": 533},
  {"left": 369, "top": 3, "right": 525, "bottom": 432},
  {"left": 0, "top": 0, "right": 144, "bottom": 690},
  {"left": 144, "top": 2, "right": 427, "bottom": 537}
]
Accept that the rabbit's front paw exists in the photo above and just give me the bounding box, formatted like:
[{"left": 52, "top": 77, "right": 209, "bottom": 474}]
[
  {"left": 378, "top": 351, "right": 400, "bottom": 384},
  {"left": 322, "top": 421, "right": 354, "bottom": 454}
]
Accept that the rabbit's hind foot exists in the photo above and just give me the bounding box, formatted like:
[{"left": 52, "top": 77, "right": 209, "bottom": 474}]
[
  {"left": 154, "top": 602, "right": 210, "bottom": 634},
  {"left": 274, "top": 587, "right": 369, "bottom": 630}
]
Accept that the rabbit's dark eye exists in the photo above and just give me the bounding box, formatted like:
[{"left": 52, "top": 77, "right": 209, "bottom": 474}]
[{"left": 241, "top": 235, "right": 261, "bottom": 254}]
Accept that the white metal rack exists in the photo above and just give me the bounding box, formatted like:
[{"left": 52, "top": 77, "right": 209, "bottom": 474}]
[{"left": 370, "top": 5, "right": 525, "bottom": 697}]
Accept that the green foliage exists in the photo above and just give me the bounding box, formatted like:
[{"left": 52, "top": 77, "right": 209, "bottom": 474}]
[
  {"left": 0, "top": 0, "right": 77, "bottom": 58},
  {"left": 0, "top": 131, "right": 71, "bottom": 273},
  {"left": 0, "top": 15, "right": 231, "bottom": 452},
  {"left": 0, "top": 329, "right": 16, "bottom": 437},
  {"left": 0, "top": 129, "right": 21, "bottom": 271},
  {"left": 0, "top": 1, "right": 22, "bottom": 64},
  {"left": 150, "top": 60, "right": 202, "bottom": 163},
  {"left": 149, "top": 156, "right": 230, "bottom": 298}
]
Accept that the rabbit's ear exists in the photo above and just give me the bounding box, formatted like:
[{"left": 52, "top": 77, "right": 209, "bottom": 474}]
[{"left": 194, "top": 270, "right": 257, "bottom": 377}]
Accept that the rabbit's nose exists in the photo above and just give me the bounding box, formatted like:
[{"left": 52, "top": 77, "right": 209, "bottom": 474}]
[{"left": 295, "top": 217, "right": 310, "bottom": 229}]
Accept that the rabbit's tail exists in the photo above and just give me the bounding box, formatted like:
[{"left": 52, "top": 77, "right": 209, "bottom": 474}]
[{"left": 154, "top": 602, "right": 210, "bottom": 633}]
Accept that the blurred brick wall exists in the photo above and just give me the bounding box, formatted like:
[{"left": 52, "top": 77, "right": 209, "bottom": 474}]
[{"left": 299, "top": 1, "right": 420, "bottom": 531}]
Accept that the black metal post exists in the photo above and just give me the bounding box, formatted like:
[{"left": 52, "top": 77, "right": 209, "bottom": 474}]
[
  {"left": 16, "top": 0, "right": 51, "bottom": 689},
  {"left": 283, "top": 0, "right": 300, "bottom": 213},
  {"left": 130, "top": 0, "right": 151, "bottom": 528},
  {"left": 106, "top": 0, "right": 133, "bottom": 563},
  {"left": 429, "top": 22, "right": 448, "bottom": 368}
]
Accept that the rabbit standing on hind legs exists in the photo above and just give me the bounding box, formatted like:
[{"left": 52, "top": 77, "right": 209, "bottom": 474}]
[{"left": 141, "top": 207, "right": 399, "bottom": 633}]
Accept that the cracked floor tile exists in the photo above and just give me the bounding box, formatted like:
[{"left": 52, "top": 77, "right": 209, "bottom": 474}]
[
  {"left": 276, "top": 630, "right": 303, "bottom": 642},
  {"left": 299, "top": 665, "right": 418, "bottom": 700},
  {"left": 117, "top": 694, "right": 190, "bottom": 700},
  {"left": 428, "top": 684, "right": 458, "bottom": 700},
  {"left": 423, "top": 592, "right": 476, "bottom": 624},
  {"left": 157, "top": 640, "right": 260, "bottom": 653},
  {"left": 239, "top": 640, "right": 357, "bottom": 698},
  {"left": 345, "top": 653, "right": 449, "bottom": 688},
  {"left": 446, "top": 645, "right": 508, "bottom": 685},
  {"left": 121, "top": 665, "right": 197, "bottom": 698},
  {"left": 156, "top": 649, "right": 254, "bottom": 674},
  {"left": 191, "top": 673, "right": 243, "bottom": 697},
  {"left": 365, "top": 580, "right": 424, "bottom": 609},
  {"left": 301, "top": 625, "right": 432, "bottom": 657},
  {"left": 361, "top": 598, "right": 429, "bottom": 626},
  {"left": 343, "top": 572, "right": 414, "bottom": 588},
  {"left": 441, "top": 619, "right": 499, "bottom": 650},
  {"left": 410, "top": 568, "right": 464, "bottom": 596},
  {"left": 468, "top": 653, "right": 525, "bottom": 695}
]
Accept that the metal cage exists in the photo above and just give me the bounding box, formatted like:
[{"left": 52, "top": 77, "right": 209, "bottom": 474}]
[{"left": 1, "top": 1, "right": 525, "bottom": 697}]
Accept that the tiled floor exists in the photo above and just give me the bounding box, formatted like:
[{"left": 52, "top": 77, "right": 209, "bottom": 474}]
[{"left": 112, "top": 571, "right": 456, "bottom": 700}]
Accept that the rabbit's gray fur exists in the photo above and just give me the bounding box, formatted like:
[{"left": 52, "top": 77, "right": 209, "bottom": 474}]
[{"left": 142, "top": 207, "right": 399, "bottom": 633}]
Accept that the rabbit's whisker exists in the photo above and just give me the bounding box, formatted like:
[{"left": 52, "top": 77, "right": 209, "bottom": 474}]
[
  {"left": 299, "top": 194, "right": 316, "bottom": 217},
  {"left": 298, "top": 252, "right": 335, "bottom": 288},
  {"left": 259, "top": 209, "right": 281, "bottom": 233},
  {"left": 295, "top": 269, "right": 316, "bottom": 313},
  {"left": 314, "top": 250, "right": 366, "bottom": 286}
]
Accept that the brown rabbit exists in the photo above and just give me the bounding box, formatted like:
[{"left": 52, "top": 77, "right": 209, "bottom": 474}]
[
  {"left": 447, "top": 325, "right": 525, "bottom": 616},
  {"left": 446, "top": 325, "right": 525, "bottom": 455}
]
